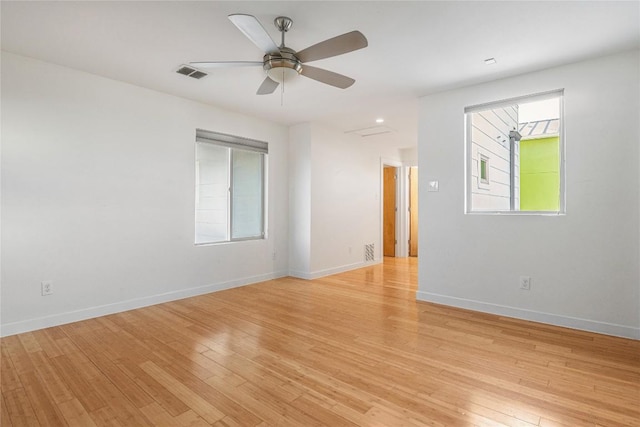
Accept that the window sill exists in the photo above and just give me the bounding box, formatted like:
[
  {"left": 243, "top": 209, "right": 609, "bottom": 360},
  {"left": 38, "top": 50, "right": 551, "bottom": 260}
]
[{"left": 465, "top": 210, "right": 565, "bottom": 216}]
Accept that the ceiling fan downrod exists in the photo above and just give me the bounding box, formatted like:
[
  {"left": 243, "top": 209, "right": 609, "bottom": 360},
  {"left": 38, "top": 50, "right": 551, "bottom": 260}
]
[
  {"left": 264, "top": 16, "right": 302, "bottom": 82},
  {"left": 274, "top": 16, "right": 293, "bottom": 48}
]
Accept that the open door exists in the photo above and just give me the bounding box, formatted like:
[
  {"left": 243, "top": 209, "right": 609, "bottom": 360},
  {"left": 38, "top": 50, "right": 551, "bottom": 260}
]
[
  {"left": 383, "top": 166, "right": 396, "bottom": 257},
  {"left": 409, "top": 167, "right": 418, "bottom": 257}
]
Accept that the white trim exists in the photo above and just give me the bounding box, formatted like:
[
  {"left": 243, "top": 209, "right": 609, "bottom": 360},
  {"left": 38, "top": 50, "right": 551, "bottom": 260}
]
[
  {"left": 289, "top": 260, "right": 380, "bottom": 280},
  {"left": 0, "top": 271, "right": 288, "bottom": 338},
  {"left": 558, "top": 93, "right": 566, "bottom": 214},
  {"left": 465, "top": 210, "right": 566, "bottom": 216},
  {"left": 416, "top": 291, "right": 640, "bottom": 340},
  {"left": 464, "top": 112, "right": 473, "bottom": 213},
  {"left": 465, "top": 89, "right": 564, "bottom": 114}
]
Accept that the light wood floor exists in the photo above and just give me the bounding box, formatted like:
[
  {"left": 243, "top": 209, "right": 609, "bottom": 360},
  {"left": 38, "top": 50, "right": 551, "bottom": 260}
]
[{"left": 2, "top": 257, "right": 639, "bottom": 426}]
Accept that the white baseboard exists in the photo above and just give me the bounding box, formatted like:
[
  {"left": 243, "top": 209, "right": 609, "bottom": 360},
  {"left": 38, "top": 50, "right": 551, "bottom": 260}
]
[
  {"left": 0, "top": 271, "right": 289, "bottom": 337},
  {"left": 289, "top": 259, "right": 380, "bottom": 280},
  {"left": 416, "top": 291, "right": 640, "bottom": 340}
]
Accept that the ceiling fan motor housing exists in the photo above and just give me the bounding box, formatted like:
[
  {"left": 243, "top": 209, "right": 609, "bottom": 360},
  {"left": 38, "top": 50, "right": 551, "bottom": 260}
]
[{"left": 263, "top": 47, "right": 302, "bottom": 83}]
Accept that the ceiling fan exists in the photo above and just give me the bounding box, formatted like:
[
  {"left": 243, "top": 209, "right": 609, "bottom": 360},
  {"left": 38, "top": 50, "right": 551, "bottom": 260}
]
[{"left": 190, "top": 14, "right": 368, "bottom": 95}]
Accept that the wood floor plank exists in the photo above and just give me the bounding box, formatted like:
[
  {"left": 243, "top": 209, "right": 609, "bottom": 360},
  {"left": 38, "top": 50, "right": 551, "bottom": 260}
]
[
  {"left": 139, "top": 402, "right": 210, "bottom": 427},
  {"left": 160, "top": 360, "right": 264, "bottom": 426},
  {"left": 57, "top": 398, "right": 97, "bottom": 427},
  {"left": 27, "top": 350, "right": 74, "bottom": 404},
  {"left": 17, "top": 333, "right": 42, "bottom": 354},
  {"left": 140, "top": 361, "right": 225, "bottom": 424},
  {"left": 18, "top": 370, "right": 67, "bottom": 426},
  {"left": 1, "top": 392, "right": 15, "bottom": 427},
  {"left": 86, "top": 352, "right": 155, "bottom": 409},
  {"left": 49, "top": 354, "right": 106, "bottom": 413},
  {"left": 31, "top": 329, "right": 64, "bottom": 359},
  {"left": 204, "top": 377, "right": 285, "bottom": 425},
  {"left": 87, "top": 406, "right": 126, "bottom": 427},
  {"left": 2, "top": 388, "right": 39, "bottom": 426},
  {"left": 3, "top": 336, "right": 36, "bottom": 376},
  {"left": 1, "top": 258, "right": 639, "bottom": 426},
  {"left": 1, "top": 341, "right": 22, "bottom": 392},
  {"left": 114, "top": 357, "right": 191, "bottom": 417}
]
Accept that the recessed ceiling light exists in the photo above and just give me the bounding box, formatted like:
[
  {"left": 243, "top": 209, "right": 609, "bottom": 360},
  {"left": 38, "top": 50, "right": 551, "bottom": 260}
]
[
  {"left": 484, "top": 58, "right": 497, "bottom": 65},
  {"left": 376, "top": 118, "right": 384, "bottom": 123}
]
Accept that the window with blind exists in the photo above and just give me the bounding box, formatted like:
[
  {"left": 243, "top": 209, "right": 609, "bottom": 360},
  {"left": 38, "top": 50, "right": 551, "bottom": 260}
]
[{"left": 195, "top": 129, "right": 267, "bottom": 244}]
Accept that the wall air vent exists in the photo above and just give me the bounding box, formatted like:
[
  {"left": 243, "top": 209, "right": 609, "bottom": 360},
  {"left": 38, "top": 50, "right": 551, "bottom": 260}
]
[
  {"left": 345, "top": 125, "right": 395, "bottom": 138},
  {"left": 176, "top": 65, "right": 208, "bottom": 79},
  {"left": 365, "top": 243, "right": 375, "bottom": 261}
]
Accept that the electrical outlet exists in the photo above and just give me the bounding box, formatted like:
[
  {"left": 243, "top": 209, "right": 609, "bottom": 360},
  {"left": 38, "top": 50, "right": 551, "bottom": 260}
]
[
  {"left": 41, "top": 280, "right": 53, "bottom": 296},
  {"left": 519, "top": 276, "right": 531, "bottom": 290}
]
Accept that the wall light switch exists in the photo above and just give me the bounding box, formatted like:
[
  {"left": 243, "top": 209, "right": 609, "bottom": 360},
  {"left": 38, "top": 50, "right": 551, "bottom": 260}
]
[{"left": 428, "top": 180, "right": 439, "bottom": 192}]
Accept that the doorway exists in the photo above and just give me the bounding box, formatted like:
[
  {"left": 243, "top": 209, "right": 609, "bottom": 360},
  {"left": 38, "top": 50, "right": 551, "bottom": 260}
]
[
  {"left": 409, "top": 167, "right": 418, "bottom": 257},
  {"left": 383, "top": 166, "right": 397, "bottom": 257},
  {"left": 382, "top": 163, "right": 417, "bottom": 259}
]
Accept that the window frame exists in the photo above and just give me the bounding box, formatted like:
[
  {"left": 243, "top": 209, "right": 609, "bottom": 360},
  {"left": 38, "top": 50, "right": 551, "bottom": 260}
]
[
  {"left": 195, "top": 129, "right": 268, "bottom": 245},
  {"left": 464, "top": 89, "right": 565, "bottom": 216}
]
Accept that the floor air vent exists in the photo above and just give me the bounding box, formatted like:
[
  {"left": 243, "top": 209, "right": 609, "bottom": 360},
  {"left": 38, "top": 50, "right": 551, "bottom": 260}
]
[
  {"left": 176, "top": 65, "right": 208, "bottom": 79},
  {"left": 364, "top": 243, "right": 374, "bottom": 261}
]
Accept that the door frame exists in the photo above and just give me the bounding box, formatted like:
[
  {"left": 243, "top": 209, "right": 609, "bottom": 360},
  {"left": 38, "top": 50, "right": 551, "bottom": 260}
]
[{"left": 380, "top": 158, "right": 408, "bottom": 258}]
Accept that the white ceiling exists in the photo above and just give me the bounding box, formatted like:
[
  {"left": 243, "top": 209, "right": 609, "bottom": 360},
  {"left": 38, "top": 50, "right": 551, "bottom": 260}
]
[{"left": 2, "top": 1, "right": 639, "bottom": 148}]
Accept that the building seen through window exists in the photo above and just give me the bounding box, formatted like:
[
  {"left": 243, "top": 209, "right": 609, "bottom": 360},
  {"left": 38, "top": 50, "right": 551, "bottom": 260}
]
[{"left": 465, "top": 91, "right": 563, "bottom": 213}]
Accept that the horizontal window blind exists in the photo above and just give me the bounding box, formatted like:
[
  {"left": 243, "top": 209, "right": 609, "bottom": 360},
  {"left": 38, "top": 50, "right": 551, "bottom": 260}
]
[{"left": 196, "top": 129, "right": 268, "bottom": 154}]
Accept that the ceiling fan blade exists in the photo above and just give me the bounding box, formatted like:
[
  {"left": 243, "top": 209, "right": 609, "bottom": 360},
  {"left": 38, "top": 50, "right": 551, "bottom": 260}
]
[
  {"left": 190, "top": 61, "right": 263, "bottom": 68},
  {"left": 257, "top": 76, "right": 279, "bottom": 95},
  {"left": 296, "top": 31, "right": 368, "bottom": 63},
  {"left": 300, "top": 65, "right": 355, "bottom": 89},
  {"left": 228, "top": 14, "right": 280, "bottom": 54}
]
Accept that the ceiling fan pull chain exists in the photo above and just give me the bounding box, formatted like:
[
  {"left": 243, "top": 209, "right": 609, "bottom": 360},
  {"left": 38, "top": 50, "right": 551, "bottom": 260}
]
[{"left": 281, "top": 70, "right": 284, "bottom": 106}]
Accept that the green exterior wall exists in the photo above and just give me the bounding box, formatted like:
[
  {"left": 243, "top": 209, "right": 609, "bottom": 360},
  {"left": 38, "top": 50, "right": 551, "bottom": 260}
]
[{"left": 519, "top": 136, "right": 560, "bottom": 211}]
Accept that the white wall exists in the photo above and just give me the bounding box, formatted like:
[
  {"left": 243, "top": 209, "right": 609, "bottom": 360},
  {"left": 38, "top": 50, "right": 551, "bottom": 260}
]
[
  {"left": 309, "top": 124, "right": 402, "bottom": 274},
  {"left": 288, "top": 123, "right": 312, "bottom": 276},
  {"left": 418, "top": 50, "right": 640, "bottom": 339},
  {"left": 289, "top": 123, "right": 403, "bottom": 279},
  {"left": 401, "top": 147, "right": 418, "bottom": 167},
  {"left": 1, "top": 52, "right": 289, "bottom": 336}
]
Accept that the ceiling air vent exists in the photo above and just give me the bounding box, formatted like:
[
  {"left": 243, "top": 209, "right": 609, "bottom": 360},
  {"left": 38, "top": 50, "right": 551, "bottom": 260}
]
[
  {"left": 345, "top": 125, "right": 395, "bottom": 137},
  {"left": 176, "top": 65, "right": 208, "bottom": 79}
]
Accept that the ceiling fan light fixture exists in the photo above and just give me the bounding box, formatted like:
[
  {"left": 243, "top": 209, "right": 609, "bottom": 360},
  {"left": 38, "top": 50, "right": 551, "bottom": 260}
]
[{"left": 267, "top": 66, "right": 300, "bottom": 83}]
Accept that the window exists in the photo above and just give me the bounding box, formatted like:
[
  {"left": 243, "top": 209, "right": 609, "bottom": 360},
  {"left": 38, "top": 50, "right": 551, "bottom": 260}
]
[
  {"left": 195, "top": 129, "right": 267, "bottom": 244},
  {"left": 479, "top": 155, "right": 489, "bottom": 184},
  {"left": 465, "top": 90, "right": 564, "bottom": 214}
]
